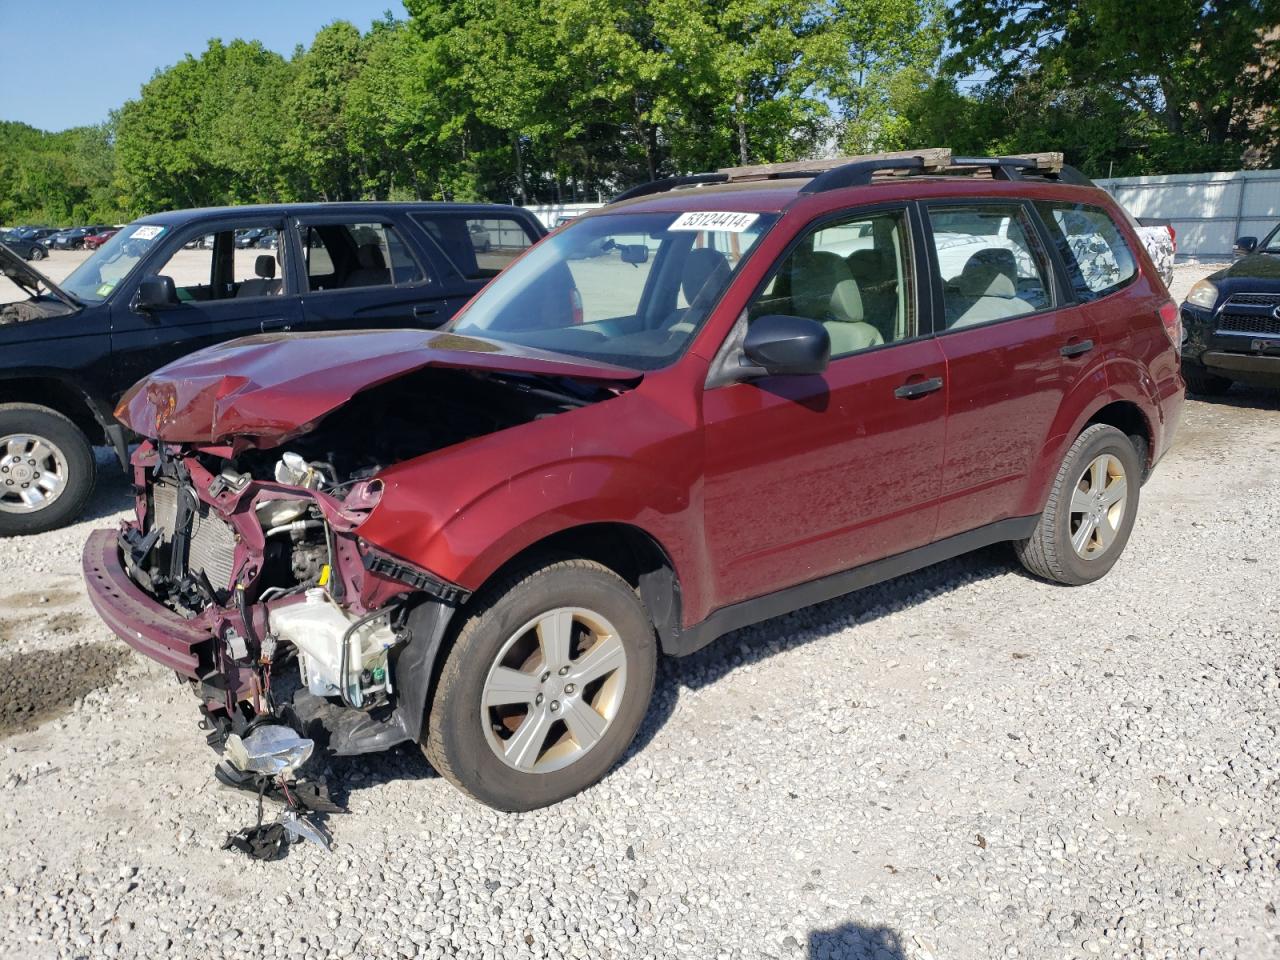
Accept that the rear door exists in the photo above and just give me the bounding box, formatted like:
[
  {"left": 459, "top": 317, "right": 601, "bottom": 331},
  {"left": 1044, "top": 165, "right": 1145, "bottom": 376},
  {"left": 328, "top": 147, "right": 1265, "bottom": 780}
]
[
  {"left": 294, "top": 214, "right": 450, "bottom": 332},
  {"left": 109, "top": 216, "right": 302, "bottom": 394},
  {"left": 409, "top": 210, "right": 542, "bottom": 306},
  {"left": 923, "top": 198, "right": 1098, "bottom": 540}
]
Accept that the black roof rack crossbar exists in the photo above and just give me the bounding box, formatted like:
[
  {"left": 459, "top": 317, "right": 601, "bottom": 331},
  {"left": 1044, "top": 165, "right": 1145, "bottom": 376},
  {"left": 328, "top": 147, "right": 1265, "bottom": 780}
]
[
  {"left": 611, "top": 173, "right": 729, "bottom": 203},
  {"left": 799, "top": 157, "right": 926, "bottom": 194}
]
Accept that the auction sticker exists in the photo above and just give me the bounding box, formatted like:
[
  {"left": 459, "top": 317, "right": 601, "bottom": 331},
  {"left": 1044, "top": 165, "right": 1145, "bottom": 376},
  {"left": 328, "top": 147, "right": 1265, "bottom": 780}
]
[
  {"left": 129, "top": 225, "right": 165, "bottom": 241},
  {"left": 669, "top": 211, "right": 760, "bottom": 233}
]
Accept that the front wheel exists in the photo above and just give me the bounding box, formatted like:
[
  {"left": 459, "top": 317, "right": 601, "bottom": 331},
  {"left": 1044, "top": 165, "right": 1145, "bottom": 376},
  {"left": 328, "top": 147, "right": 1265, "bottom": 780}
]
[
  {"left": 1015, "top": 424, "right": 1142, "bottom": 586},
  {"left": 424, "top": 558, "right": 657, "bottom": 811},
  {"left": 0, "top": 404, "right": 96, "bottom": 536},
  {"left": 30, "top": 245, "right": 46, "bottom": 261}
]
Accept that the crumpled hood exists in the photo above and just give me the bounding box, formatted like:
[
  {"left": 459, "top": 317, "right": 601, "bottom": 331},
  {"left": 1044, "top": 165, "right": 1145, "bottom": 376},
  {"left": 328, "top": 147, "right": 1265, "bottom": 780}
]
[{"left": 116, "top": 328, "right": 641, "bottom": 447}]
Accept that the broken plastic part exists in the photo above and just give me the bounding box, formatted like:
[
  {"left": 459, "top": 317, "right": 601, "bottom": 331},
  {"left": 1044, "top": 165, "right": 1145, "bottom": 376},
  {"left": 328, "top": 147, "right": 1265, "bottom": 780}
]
[{"left": 279, "top": 809, "right": 331, "bottom": 852}]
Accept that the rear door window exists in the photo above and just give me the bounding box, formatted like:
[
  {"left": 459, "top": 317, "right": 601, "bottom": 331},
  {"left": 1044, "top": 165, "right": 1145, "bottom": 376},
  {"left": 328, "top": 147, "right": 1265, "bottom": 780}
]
[
  {"left": 412, "top": 213, "right": 539, "bottom": 280},
  {"left": 301, "top": 221, "right": 425, "bottom": 292},
  {"left": 926, "top": 204, "right": 1053, "bottom": 330},
  {"left": 1034, "top": 202, "right": 1136, "bottom": 301}
]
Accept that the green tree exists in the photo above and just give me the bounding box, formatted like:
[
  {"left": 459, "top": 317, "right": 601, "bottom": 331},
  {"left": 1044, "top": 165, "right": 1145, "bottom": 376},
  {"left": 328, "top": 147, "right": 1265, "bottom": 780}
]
[{"left": 949, "top": 0, "right": 1280, "bottom": 171}]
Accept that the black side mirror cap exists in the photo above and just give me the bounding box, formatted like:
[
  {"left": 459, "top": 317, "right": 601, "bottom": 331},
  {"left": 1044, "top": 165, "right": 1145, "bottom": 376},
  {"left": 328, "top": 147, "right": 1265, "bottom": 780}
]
[
  {"left": 135, "top": 275, "right": 177, "bottom": 310},
  {"left": 1234, "top": 236, "right": 1257, "bottom": 256},
  {"left": 742, "top": 314, "right": 831, "bottom": 377},
  {"left": 619, "top": 243, "right": 649, "bottom": 265}
]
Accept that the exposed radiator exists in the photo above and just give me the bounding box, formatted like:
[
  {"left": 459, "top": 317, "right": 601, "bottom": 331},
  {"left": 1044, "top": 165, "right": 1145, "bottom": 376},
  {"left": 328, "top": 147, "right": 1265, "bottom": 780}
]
[{"left": 152, "top": 481, "right": 240, "bottom": 592}]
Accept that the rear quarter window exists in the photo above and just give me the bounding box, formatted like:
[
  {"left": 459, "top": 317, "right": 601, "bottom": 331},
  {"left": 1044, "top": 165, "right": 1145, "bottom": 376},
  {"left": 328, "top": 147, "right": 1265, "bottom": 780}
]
[{"left": 1035, "top": 201, "right": 1137, "bottom": 301}]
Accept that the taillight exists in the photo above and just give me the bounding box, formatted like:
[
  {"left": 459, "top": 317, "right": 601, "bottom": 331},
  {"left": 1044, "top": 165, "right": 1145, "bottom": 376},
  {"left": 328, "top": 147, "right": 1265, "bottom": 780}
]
[
  {"left": 570, "top": 288, "right": 584, "bottom": 325},
  {"left": 1166, "top": 224, "right": 1177, "bottom": 252},
  {"left": 1158, "top": 300, "right": 1181, "bottom": 349}
]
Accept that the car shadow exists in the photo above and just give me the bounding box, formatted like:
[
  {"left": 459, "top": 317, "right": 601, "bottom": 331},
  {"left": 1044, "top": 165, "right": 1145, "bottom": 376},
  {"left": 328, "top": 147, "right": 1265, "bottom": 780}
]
[
  {"left": 808, "top": 923, "right": 908, "bottom": 959},
  {"left": 74, "top": 448, "right": 135, "bottom": 525},
  {"left": 1186, "top": 381, "right": 1279, "bottom": 409},
  {"left": 624, "top": 542, "right": 1017, "bottom": 761}
]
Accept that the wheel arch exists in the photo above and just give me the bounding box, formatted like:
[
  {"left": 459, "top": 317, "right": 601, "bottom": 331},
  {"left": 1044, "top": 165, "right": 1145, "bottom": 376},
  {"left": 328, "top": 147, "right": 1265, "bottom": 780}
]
[{"left": 0, "top": 376, "right": 109, "bottom": 445}]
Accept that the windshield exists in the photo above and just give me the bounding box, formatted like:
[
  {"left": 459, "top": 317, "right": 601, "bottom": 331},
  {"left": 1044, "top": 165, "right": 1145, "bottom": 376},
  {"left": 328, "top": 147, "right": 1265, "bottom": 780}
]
[
  {"left": 448, "top": 210, "right": 777, "bottom": 370},
  {"left": 1261, "top": 224, "right": 1280, "bottom": 253},
  {"left": 61, "top": 223, "right": 168, "bottom": 303}
]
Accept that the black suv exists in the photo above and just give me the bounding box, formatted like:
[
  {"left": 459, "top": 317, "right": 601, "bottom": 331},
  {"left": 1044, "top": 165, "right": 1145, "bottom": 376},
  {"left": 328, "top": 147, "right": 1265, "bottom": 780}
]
[
  {"left": 0, "top": 202, "right": 545, "bottom": 535},
  {"left": 1180, "top": 225, "right": 1280, "bottom": 394}
]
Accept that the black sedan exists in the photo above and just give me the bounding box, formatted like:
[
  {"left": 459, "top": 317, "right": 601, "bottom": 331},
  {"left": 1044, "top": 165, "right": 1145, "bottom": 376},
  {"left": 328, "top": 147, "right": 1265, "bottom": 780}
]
[
  {"left": 1, "top": 236, "right": 49, "bottom": 261},
  {"left": 1180, "top": 225, "right": 1280, "bottom": 394},
  {"left": 49, "top": 226, "right": 113, "bottom": 250}
]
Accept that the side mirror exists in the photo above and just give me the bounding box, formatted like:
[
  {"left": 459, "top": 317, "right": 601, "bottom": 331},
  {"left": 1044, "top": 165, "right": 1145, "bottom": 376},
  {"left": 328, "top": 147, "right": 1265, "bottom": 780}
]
[
  {"left": 742, "top": 314, "right": 830, "bottom": 377},
  {"left": 135, "top": 275, "right": 177, "bottom": 310},
  {"left": 1234, "top": 236, "right": 1257, "bottom": 256}
]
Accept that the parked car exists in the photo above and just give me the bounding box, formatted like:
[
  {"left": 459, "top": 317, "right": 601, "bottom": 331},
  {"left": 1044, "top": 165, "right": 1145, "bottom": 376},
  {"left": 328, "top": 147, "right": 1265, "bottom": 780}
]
[
  {"left": 1134, "top": 218, "right": 1176, "bottom": 289},
  {"left": 1179, "top": 224, "right": 1280, "bottom": 393},
  {"left": 468, "top": 221, "right": 492, "bottom": 252},
  {"left": 82, "top": 227, "right": 120, "bottom": 250},
  {"left": 234, "top": 227, "right": 275, "bottom": 249},
  {"left": 1, "top": 236, "right": 49, "bottom": 261},
  {"left": 49, "top": 225, "right": 114, "bottom": 250},
  {"left": 0, "top": 202, "right": 545, "bottom": 535},
  {"left": 81, "top": 149, "right": 1183, "bottom": 818}
]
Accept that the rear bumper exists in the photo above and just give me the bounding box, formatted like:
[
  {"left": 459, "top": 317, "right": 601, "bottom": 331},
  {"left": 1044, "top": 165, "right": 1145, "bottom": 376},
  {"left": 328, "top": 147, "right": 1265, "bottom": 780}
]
[{"left": 82, "top": 528, "right": 210, "bottom": 677}]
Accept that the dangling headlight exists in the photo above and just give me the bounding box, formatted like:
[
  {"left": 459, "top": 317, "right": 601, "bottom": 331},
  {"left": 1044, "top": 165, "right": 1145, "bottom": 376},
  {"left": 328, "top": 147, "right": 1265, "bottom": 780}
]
[{"left": 1185, "top": 280, "right": 1219, "bottom": 310}]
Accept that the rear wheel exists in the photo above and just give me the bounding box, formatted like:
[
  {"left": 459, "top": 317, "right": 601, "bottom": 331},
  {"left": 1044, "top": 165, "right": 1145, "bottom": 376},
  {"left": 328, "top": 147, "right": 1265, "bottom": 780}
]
[
  {"left": 1181, "top": 360, "right": 1232, "bottom": 396},
  {"left": 0, "top": 404, "right": 96, "bottom": 536},
  {"left": 30, "top": 245, "right": 46, "bottom": 261},
  {"left": 424, "top": 558, "right": 657, "bottom": 811},
  {"left": 1015, "top": 424, "right": 1141, "bottom": 585}
]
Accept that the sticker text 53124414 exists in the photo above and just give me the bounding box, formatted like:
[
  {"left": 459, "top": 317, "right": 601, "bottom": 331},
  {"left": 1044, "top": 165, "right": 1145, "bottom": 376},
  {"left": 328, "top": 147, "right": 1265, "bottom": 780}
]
[{"left": 669, "top": 212, "right": 760, "bottom": 233}]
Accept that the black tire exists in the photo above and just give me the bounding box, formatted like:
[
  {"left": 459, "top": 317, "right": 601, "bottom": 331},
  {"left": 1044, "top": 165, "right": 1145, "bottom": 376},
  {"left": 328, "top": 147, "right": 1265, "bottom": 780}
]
[
  {"left": 0, "top": 404, "right": 96, "bottom": 537},
  {"left": 1014, "top": 424, "right": 1142, "bottom": 586},
  {"left": 30, "top": 245, "right": 46, "bottom": 261},
  {"left": 1181, "top": 360, "right": 1232, "bottom": 397},
  {"left": 424, "top": 558, "right": 657, "bottom": 811}
]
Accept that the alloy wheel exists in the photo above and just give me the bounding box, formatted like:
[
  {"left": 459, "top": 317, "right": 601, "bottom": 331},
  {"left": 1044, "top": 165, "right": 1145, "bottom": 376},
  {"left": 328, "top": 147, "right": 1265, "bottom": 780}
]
[
  {"left": 1068, "top": 453, "right": 1127, "bottom": 559},
  {"left": 0, "top": 434, "right": 69, "bottom": 514},
  {"left": 480, "top": 606, "right": 628, "bottom": 774}
]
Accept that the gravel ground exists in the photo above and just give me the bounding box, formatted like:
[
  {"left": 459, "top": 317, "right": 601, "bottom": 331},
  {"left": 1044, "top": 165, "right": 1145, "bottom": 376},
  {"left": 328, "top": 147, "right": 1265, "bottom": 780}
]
[{"left": 2, "top": 261, "right": 1279, "bottom": 960}]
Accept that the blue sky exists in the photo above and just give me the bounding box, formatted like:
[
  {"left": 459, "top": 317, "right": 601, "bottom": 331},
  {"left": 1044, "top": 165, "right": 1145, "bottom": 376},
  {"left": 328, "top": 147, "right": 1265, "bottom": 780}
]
[{"left": 0, "top": 0, "right": 404, "bottom": 131}]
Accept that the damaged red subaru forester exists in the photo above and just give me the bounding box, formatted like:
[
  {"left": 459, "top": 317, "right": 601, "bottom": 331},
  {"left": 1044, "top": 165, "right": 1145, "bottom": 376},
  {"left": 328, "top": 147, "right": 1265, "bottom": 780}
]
[{"left": 84, "top": 150, "right": 1184, "bottom": 815}]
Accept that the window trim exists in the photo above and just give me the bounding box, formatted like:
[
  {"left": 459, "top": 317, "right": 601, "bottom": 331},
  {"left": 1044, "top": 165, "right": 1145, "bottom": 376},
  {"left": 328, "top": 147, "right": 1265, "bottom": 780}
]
[
  {"left": 1031, "top": 200, "right": 1140, "bottom": 304},
  {"left": 919, "top": 197, "right": 1060, "bottom": 337},
  {"left": 291, "top": 215, "right": 431, "bottom": 295},
  {"left": 713, "top": 201, "right": 928, "bottom": 377}
]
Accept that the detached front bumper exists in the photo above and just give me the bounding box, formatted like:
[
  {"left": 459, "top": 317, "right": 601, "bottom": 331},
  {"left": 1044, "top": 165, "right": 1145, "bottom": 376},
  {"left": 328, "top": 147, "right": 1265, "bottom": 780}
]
[{"left": 82, "top": 528, "right": 211, "bottom": 677}]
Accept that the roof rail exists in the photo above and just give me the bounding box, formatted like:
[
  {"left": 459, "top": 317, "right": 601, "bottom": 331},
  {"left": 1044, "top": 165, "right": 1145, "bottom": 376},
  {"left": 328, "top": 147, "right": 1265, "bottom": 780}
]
[
  {"left": 610, "top": 147, "right": 1093, "bottom": 202},
  {"left": 611, "top": 173, "right": 729, "bottom": 203}
]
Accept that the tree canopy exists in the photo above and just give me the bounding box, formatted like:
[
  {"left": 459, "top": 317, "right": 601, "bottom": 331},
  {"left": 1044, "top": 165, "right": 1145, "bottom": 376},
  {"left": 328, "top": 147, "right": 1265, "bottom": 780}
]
[{"left": 2, "top": 1, "right": 1278, "bottom": 224}]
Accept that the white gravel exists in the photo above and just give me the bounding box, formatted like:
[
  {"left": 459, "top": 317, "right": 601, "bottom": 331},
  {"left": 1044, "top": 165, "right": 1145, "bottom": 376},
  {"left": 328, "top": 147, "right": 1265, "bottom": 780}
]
[{"left": 1, "top": 261, "right": 1279, "bottom": 959}]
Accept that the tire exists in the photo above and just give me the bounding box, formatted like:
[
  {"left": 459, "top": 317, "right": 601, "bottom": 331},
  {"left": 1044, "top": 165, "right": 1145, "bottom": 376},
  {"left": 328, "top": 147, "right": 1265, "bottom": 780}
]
[
  {"left": 1181, "top": 360, "right": 1232, "bottom": 397},
  {"left": 0, "top": 404, "right": 96, "bottom": 537},
  {"left": 1015, "top": 424, "right": 1142, "bottom": 586},
  {"left": 424, "top": 558, "right": 657, "bottom": 811},
  {"left": 30, "top": 245, "right": 46, "bottom": 261}
]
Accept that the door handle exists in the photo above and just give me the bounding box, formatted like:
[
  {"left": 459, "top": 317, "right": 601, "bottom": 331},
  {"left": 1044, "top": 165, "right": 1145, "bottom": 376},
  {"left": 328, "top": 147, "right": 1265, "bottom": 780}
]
[
  {"left": 260, "top": 318, "right": 292, "bottom": 333},
  {"left": 1060, "top": 338, "right": 1094, "bottom": 358},
  {"left": 894, "top": 376, "right": 944, "bottom": 399},
  {"left": 412, "top": 304, "right": 439, "bottom": 319}
]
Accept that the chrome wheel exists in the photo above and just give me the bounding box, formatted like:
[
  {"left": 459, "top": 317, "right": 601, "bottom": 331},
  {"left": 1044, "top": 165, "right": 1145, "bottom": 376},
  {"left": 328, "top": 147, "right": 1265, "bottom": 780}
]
[
  {"left": 1069, "top": 453, "right": 1127, "bottom": 559},
  {"left": 480, "top": 606, "right": 627, "bottom": 774},
  {"left": 0, "top": 434, "right": 69, "bottom": 514}
]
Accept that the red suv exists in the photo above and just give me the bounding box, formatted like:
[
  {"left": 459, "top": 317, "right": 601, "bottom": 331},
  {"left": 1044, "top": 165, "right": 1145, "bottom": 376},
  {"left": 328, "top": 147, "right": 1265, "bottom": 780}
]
[{"left": 84, "top": 150, "right": 1184, "bottom": 812}]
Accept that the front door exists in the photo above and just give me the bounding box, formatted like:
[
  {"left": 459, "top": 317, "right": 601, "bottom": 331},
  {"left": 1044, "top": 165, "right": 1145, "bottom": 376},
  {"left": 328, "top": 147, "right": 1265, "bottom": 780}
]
[
  {"left": 109, "top": 217, "right": 302, "bottom": 398},
  {"left": 701, "top": 205, "right": 947, "bottom": 610}
]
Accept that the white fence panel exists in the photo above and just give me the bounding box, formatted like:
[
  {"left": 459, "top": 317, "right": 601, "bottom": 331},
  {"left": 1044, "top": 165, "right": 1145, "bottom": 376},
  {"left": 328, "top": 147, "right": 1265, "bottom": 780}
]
[{"left": 1096, "top": 169, "right": 1280, "bottom": 258}]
